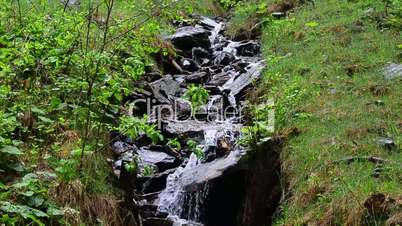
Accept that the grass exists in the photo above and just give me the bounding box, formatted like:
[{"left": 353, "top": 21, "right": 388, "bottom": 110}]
[{"left": 253, "top": 0, "right": 402, "bottom": 224}]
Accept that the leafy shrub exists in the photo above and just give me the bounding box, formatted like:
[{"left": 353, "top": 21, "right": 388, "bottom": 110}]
[
  {"left": 167, "top": 138, "right": 182, "bottom": 150},
  {"left": 184, "top": 84, "right": 210, "bottom": 110},
  {"left": 117, "top": 115, "right": 164, "bottom": 143},
  {"left": 186, "top": 139, "right": 204, "bottom": 159}
]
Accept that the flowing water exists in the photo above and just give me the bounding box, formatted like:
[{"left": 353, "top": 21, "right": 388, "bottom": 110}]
[{"left": 112, "top": 16, "right": 265, "bottom": 226}]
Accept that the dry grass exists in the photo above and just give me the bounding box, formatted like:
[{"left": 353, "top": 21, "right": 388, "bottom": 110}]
[{"left": 50, "top": 180, "right": 137, "bottom": 226}]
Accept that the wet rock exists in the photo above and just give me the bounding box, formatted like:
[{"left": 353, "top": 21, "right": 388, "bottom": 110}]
[
  {"left": 377, "top": 138, "right": 398, "bottom": 151},
  {"left": 199, "top": 16, "right": 219, "bottom": 30},
  {"left": 150, "top": 75, "right": 181, "bottom": 104},
  {"left": 180, "top": 58, "right": 200, "bottom": 72},
  {"left": 139, "top": 203, "right": 168, "bottom": 219},
  {"left": 235, "top": 41, "right": 260, "bottom": 57},
  {"left": 222, "top": 61, "right": 265, "bottom": 101},
  {"left": 143, "top": 217, "right": 173, "bottom": 226},
  {"left": 144, "top": 72, "right": 163, "bottom": 82},
  {"left": 206, "top": 71, "right": 232, "bottom": 87},
  {"left": 141, "top": 168, "right": 177, "bottom": 194},
  {"left": 384, "top": 63, "right": 402, "bottom": 80},
  {"left": 171, "top": 98, "right": 192, "bottom": 120},
  {"left": 138, "top": 147, "right": 180, "bottom": 172},
  {"left": 192, "top": 47, "right": 211, "bottom": 65},
  {"left": 213, "top": 51, "right": 236, "bottom": 66},
  {"left": 149, "top": 145, "right": 182, "bottom": 160},
  {"left": 111, "top": 141, "right": 138, "bottom": 155},
  {"left": 164, "top": 120, "right": 242, "bottom": 140},
  {"left": 165, "top": 26, "right": 211, "bottom": 51},
  {"left": 185, "top": 71, "right": 208, "bottom": 84}
]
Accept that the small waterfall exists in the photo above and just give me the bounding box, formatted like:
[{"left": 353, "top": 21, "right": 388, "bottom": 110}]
[
  {"left": 157, "top": 129, "right": 217, "bottom": 222},
  {"left": 112, "top": 15, "right": 265, "bottom": 226}
]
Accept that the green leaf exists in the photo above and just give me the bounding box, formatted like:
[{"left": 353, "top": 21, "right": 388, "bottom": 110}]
[
  {"left": 305, "top": 21, "right": 319, "bottom": 27},
  {"left": 0, "top": 145, "right": 22, "bottom": 155},
  {"left": 47, "top": 206, "right": 64, "bottom": 216},
  {"left": 31, "top": 107, "right": 46, "bottom": 115},
  {"left": 38, "top": 116, "right": 54, "bottom": 123}
]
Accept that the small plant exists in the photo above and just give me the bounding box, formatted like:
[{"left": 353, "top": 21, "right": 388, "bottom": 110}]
[
  {"left": 183, "top": 84, "right": 210, "bottom": 110},
  {"left": 186, "top": 139, "right": 204, "bottom": 159},
  {"left": 117, "top": 115, "right": 164, "bottom": 143},
  {"left": 124, "top": 159, "right": 138, "bottom": 174},
  {"left": 167, "top": 138, "right": 181, "bottom": 151},
  {"left": 142, "top": 165, "right": 155, "bottom": 177}
]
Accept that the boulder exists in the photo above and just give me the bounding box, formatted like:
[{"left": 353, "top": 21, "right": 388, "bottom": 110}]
[
  {"left": 111, "top": 141, "right": 138, "bottom": 155},
  {"left": 173, "top": 98, "right": 192, "bottom": 120},
  {"left": 165, "top": 26, "right": 211, "bottom": 51},
  {"left": 137, "top": 147, "right": 180, "bottom": 172},
  {"left": 180, "top": 58, "right": 200, "bottom": 72},
  {"left": 140, "top": 168, "right": 177, "bottom": 194},
  {"left": 185, "top": 71, "right": 209, "bottom": 84},
  {"left": 192, "top": 47, "right": 211, "bottom": 65},
  {"left": 143, "top": 217, "right": 173, "bottom": 226},
  {"left": 149, "top": 75, "right": 181, "bottom": 104},
  {"left": 206, "top": 71, "right": 233, "bottom": 87},
  {"left": 213, "top": 51, "right": 236, "bottom": 66},
  {"left": 235, "top": 41, "right": 260, "bottom": 57}
]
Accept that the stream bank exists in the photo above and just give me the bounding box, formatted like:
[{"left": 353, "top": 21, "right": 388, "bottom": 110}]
[{"left": 111, "top": 16, "right": 281, "bottom": 226}]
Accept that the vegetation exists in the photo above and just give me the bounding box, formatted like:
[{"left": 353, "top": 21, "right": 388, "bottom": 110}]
[
  {"left": 237, "top": 0, "right": 402, "bottom": 224},
  {"left": 184, "top": 84, "right": 210, "bottom": 110},
  {"left": 187, "top": 139, "right": 204, "bottom": 159},
  {"left": 0, "top": 0, "right": 219, "bottom": 225}
]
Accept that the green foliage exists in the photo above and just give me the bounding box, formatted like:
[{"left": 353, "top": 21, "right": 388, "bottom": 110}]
[
  {"left": 167, "top": 138, "right": 182, "bottom": 150},
  {"left": 0, "top": 0, "right": 203, "bottom": 225},
  {"left": 142, "top": 165, "right": 156, "bottom": 177},
  {"left": 184, "top": 84, "right": 210, "bottom": 110},
  {"left": 55, "top": 159, "right": 79, "bottom": 183},
  {"left": 124, "top": 159, "right": 138, "bottom": 174},
  {"left": 186, "top": 139, "right": 204, "bottom": 159},
  {"left": 117, "top": 115, "right": 163, "bottom": 143}
]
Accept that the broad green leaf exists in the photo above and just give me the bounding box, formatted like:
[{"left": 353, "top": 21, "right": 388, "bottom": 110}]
[{"left": 0, "top": 146, "right": 22, "bottom": 155}]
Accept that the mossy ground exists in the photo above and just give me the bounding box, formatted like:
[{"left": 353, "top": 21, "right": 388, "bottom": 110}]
[{"left": 254, "top": 0, "right": 401, "bottom": 224}]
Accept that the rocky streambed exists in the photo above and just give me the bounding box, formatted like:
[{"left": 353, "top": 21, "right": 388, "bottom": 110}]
[{"left": 110, "top": 16, "right": 281, "bottom": 226}]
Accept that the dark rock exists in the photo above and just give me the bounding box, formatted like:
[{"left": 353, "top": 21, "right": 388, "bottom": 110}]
[
  {"left": 185, "top": 71, "right": 209, "bottom": 84},
  {"left": 384, "top": 63, "right": 402, "bottom": 80},
  {"left": 149, "top": 75, "right": 181, "bottom": 104},
  {"left": 377, "top": 138, "right": 397, "bottom": 151},
  {"left": 149, "top": 145, "right": 182, "bottom": 159},
  {"left": 173, "top": 98, "right": 192, "bottom": 120},
  {"left": 235, "top": 41, "right": 260, "bottom": 57},
  {"left": 222, "top": 61, "right": 265, "bottom": 101},
  {"left": 180, "top": 58, "right": 200, "bottom": 72},
  {"left": 206, "top": 71, "right": 232, "bottom": 87},
  {"left": 143, "top": 72, "right": 163, "bottom": 82},
  {"left": 140, "top": 168, "right": 177, "bottom": 194},
  {"left": 192, "top": 47, "right": 211, "bottom": 65},
  {"left": 137, "top": 147, "right": 180, "bottom": 172},
  {"left": 138, "top": 203, "right": 168, "bottom": 219},
  {"left": 143, "top": 217, "right": 173, "bottom": 226},
  {"left": 111, "top": 141, "right": 138, "bottom": 155},
  {"left": 165, "top": 26, "right": 211, "bottom": 51},
  {"left": 213, "top": 51, "right": 236, "bottom": 66},
  {"left": 199, "top": 16, "right": 219, "bottom": 30}
]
